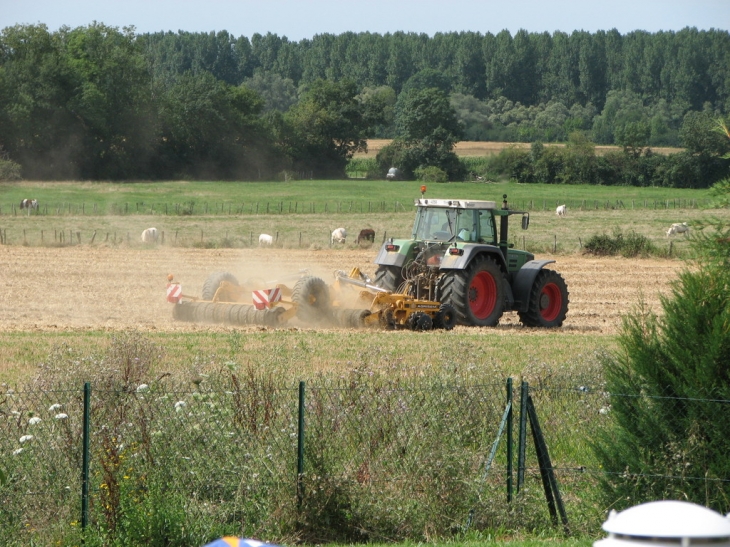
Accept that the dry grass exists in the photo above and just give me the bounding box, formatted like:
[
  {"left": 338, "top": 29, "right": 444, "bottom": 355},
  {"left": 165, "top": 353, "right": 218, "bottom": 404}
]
[{"left": 355, "top": 139, "right": 683, "bottom": 158}]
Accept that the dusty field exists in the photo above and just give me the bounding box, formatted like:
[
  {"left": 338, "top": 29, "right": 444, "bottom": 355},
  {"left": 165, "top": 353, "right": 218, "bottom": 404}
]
[
  {"left": 0, "top": 245, "right": 681, "bottom": 335},
  {"left": 356, "top": 139, "right": 683, "bottom": 157}
]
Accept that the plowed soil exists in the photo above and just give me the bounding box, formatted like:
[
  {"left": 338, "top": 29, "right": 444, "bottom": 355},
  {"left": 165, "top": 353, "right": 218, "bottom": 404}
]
[{"left": 0, "top": 246, "right": 682, "bottom": 335}]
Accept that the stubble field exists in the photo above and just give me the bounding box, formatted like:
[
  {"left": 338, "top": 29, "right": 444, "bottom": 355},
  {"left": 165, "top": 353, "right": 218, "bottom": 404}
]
[{"left": 0, "top": 242, "right": 684, "bottom": 384}]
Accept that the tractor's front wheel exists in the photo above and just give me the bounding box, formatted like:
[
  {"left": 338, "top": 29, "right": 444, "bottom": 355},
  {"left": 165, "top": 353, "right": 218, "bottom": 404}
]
[
  {"left": 440, "top": 256, "right": 505, "bottom": 327},
  {"left": 518, "top": 269, "right": 569, "bottom": 328},
  {"left": 373, "top": 265, "right": 404, "bottom": 292}
]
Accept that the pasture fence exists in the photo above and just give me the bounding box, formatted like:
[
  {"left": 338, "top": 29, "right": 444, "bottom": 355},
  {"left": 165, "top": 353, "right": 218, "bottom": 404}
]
[
  {"left": 2, "top": 377, "right": 729, "bottom": 545},
  {"left": 0, "top": 225, "right": 692, "bottom": 258},
  {"left": 0, "top": 197, "right": 713, "bottom": 218}
]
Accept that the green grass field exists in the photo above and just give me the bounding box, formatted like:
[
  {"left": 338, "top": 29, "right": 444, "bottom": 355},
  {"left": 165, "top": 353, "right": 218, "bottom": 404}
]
[{"left": 1, "top": 179, "right": 715, "bottom": 214}]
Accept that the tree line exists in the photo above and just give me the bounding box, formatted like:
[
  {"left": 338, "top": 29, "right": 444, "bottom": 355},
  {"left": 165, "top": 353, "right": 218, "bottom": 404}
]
[{"left": 0, "top": 23, "right": 729, "bottom": 182}]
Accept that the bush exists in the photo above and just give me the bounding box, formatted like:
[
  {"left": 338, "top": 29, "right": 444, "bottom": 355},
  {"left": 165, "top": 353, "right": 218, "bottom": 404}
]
[
  {"left": 414, "top": 165, "right": 448, "bottom": 183},
  {"left": 583, "top": 228, "right": 657, "bottom": 257},
  {"left": 593, "top": 230, "right": 730, "bottom": 513},
  {"left": 0, "top": 158, "right": 21, "bottom": 181}
]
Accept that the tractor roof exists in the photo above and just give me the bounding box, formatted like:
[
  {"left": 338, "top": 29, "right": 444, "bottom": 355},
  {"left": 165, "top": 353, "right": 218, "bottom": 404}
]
[{"left": 414, "top": 198, "right": 497, "bottom": 209}]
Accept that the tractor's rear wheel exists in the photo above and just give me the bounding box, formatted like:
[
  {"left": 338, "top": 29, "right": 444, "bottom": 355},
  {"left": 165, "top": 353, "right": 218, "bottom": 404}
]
[
  {"left": 518, "top": 269, "right": 569, "bottom": 328},
  {"left": 373, "top": 265, "right": 404, "bottom": 292},
  {"left": 292, "top": 276, "right": 331, "bottom": 323},
  {"left": 202, "top": 272, "right": 239, "bottom": 301},
  {"left": 440, "top": 256, "right": 505, "bottom": 326}
]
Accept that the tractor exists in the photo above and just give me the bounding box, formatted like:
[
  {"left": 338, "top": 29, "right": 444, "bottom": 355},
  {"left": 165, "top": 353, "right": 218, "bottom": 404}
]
[{"left": 372, "top": 193, "right": 569, "bottom": 327}]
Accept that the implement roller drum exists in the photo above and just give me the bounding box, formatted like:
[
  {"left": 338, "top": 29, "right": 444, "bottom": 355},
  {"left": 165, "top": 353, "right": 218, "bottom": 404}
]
[
  {"left": 172, "top": 301, "right": 195, "bottom": 322},
  {"left": 332, "top": 308, "right": 371, "bottom": 328}
]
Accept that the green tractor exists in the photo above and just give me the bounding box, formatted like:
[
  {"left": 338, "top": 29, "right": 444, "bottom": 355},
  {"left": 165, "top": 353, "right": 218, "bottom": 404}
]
[{"left": 372, "top": 194, "right": 569, "bottom": 328}]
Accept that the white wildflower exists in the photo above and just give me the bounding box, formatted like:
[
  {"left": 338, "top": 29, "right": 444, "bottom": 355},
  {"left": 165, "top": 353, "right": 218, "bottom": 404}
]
[
  {"left": 48, "top": 403, "right": 62, "bottom": 412},
  {"left": 19, "top": 434, "right": 34, "bottom": 444},
  {"left": 28, "top": 417, "right": 42, "bottom": 425},
  {"left": 11, "top": 410, "right": 20, "bottom": 416},
  {"left": 55, "top": 413, "right": 69, "bottom": 420},
  {"left": 174, "top": 400, "right": 186, "bottom": 411},
  {"left": 13, "top": 448, "right": 24, "bottom": 456},
  {"left": 136, "top": 384, "right": 149, "bottom": 393}
]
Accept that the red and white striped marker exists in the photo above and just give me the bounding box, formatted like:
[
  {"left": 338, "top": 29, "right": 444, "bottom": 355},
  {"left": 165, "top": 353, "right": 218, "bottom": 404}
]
[
  {"left": 252, "top": 288, "right": 281, "bottom": 310},
  {"left": 167, "top": 283, "right": 182, "bottom": 303}
]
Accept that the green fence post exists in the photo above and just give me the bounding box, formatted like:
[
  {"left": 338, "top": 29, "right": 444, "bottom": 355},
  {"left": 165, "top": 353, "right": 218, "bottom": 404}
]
[
  {"left": 297, "top": 381, "right": 305, "bottom": 509},
  {"left": 517, "top": 380, "right": 528, "bottom": 492},
  {"left": 81, "top": 381, "right": 91, "bottom": 532},
  {"left": 507, "top": 378, "right": 513, "bottom": 503}
]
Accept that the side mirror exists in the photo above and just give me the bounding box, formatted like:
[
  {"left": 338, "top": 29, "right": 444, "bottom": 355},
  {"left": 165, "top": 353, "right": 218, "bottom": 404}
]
[{"left": 521, "top": 213, "right": 530, "bottom": 230}]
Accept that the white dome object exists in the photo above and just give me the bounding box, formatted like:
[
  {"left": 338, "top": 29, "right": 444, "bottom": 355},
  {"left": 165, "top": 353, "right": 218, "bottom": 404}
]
[{"left": 594, "top": 500, "right": 730, "bottom": 547}]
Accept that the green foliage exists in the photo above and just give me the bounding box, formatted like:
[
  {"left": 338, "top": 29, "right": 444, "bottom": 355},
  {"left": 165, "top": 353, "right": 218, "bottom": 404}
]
[
  {"left": 378, "top": 87, "right": 465, "bottom": 180},
  {"left": 0, "top": 148, "right": 21, "bottom": 181},
  {"left": 283, "top": 79, "right": 370, "bottom": 178},
  {"left": 583, "top": 228, "right": 657, "bottom": 257},
  {"left": 594, "top": 115, "right": 730, "bottom": 510},
  {"left": 241, "top": 69, "right": 298, "bottom": 112},
  {"left": 680, "top": 111, "right": 730, "bottom": 156},
  {"left": 593, "top": 233, "right": 730, "bottom": 511},
  {"left": 414, "top": 165, "right": 448, "bottom": 183}
]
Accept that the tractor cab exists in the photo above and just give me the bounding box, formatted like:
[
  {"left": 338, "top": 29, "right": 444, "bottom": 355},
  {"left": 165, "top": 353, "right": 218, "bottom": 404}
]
[{"left": 412, "top": 198, "right": 498, "bottom": 244}]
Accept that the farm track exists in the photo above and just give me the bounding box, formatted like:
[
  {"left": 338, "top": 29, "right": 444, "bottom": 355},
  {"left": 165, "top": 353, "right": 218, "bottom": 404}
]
[{"left": 0, "top": 245, "right": 681, "bottom": 335}]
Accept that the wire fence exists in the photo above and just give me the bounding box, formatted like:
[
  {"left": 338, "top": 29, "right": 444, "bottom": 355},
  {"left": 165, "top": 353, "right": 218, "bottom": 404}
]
[
  {"left": 0, "top": 197, "right": 714, "bottom": 218},
  {"left": 2, "top": 379, "right": 729, "bottom": 545}
]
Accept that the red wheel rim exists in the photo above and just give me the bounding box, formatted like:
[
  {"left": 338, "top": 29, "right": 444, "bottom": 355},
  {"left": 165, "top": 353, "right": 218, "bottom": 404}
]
[
  {"left": 539, "top": 282, "right": 562, "bottom": 321},
  {"left": 468, "top": 271, "right": 497, "bottom": 319}
]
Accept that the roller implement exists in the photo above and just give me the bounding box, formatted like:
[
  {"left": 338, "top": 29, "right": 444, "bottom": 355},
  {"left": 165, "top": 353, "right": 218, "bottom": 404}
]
[{"left": 166, "top": 268, "right": 456, "bottom": 331}]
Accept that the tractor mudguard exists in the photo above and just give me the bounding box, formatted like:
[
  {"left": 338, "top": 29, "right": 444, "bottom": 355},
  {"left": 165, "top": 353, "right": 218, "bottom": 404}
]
[
  {"left": 511, "top": 260, "right": 557, "bottom": 312},
  {"left": 439, "top": 244, "right": 507, "bottom": 271},
  {"left": 373, "top": 240, "right": 418, "bottom": 268}
]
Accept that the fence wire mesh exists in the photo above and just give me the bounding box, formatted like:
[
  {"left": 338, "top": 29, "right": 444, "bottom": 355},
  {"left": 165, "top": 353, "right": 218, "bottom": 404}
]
[{"left": 2, "top": 379, "right": 730, "bottom": 545}]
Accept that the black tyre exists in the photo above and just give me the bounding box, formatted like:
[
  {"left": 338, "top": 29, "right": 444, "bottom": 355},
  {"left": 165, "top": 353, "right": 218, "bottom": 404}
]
[
  {"left": 408, "top": 311, "right": 433, "bottom": 331},
  {"left": 291, "top": 276, "right": 331, "bottom": 323},
  {"left": 373, "top": 265, "right": 404, "bottom": 292},
  {"left": 433, "top": 303, "right": 457, "bottom": 330},
  {"left": 202, "top": 272, "right": 239, "bottom": 301},
  {"left": 518, "top": 269, "right": 569, "bottom": 328},
  {"left": 439, "top": 256, "right": 505, "bottom": 327}
]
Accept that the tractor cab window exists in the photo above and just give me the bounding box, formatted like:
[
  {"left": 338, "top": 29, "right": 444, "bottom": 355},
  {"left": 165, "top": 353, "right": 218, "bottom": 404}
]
[
  {"left": 455, "top": 211, "right": 476, "bottom": 242},
  {"left": 414, "top": 207, "right": 457, "bottom": 241},
  {"left": 478, "top": 211, "right": 495, "bottom": 243}
]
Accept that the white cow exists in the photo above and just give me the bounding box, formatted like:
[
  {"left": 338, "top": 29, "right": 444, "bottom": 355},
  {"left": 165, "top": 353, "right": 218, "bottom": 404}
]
[
  {"left": 141, "top": 227, "right": 158, "bottom": 243},
  {"left": 556, "top": 204, "right": 567, "bottom": 217},
  {"left": 331, "top": 227, "right": 347, "bottom": 245},
  {"left": 666, "top": 222, "right": 689, "bottom": 237},
  {"left": 259, "top": 233, "right": 273, "bottom": 246}
]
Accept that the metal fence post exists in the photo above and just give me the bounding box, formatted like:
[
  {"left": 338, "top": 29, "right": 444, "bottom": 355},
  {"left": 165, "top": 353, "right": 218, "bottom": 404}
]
[
  {"left": 507, "top": 377, "right": 513, "bottom": 503},
  {"left": 297, "top": 381, "right": 305, "bottom": 509},
  {"left": 517, "top": 380, "right": 528, "bottom": 492},
  {"left": 81, "top": 381, "right": 91, "bottom": 532}
]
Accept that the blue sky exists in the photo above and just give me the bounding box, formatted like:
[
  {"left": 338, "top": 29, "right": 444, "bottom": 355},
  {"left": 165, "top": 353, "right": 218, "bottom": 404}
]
[{"left": 2, "top": 0, "right": 728, "bottom": 40}]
